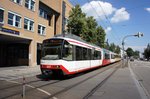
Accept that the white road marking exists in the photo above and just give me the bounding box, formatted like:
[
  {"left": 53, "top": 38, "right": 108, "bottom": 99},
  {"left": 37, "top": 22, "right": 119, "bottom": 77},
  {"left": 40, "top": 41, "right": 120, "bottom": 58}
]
[
  {"left": 5, "top": 79, "right": 59, "bottom": 98},
  {"left": 129, "top": 62, "right": 149, "bottom": 99},
  {"left": 53, "top": 97, "right": 58, "bottom": 99},
  {"left": 37, "top": 88, "right": 51, "bottom": 96}
]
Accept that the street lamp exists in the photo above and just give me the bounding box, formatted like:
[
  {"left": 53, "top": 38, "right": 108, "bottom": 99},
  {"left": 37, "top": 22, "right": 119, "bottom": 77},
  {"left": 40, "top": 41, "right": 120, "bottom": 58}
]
[{"left": 122, "top": 32, "right": 143, "bottom": 67}]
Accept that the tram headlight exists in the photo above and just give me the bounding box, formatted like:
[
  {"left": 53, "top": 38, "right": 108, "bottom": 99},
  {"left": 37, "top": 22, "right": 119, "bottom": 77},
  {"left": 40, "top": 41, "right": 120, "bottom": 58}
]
[{"left": 56, "top": 65, "right": 60, "bottom": 69}]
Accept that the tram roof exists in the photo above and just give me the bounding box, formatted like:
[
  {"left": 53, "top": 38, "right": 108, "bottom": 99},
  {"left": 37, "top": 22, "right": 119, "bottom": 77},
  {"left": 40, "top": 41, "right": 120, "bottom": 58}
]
[{"left": 54, "top": 33, "right": 101, "bottom": 49}]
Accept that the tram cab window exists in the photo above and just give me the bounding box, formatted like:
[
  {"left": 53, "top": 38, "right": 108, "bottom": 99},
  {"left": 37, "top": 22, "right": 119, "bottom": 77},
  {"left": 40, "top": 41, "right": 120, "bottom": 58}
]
[
  {"left": 42, "top": 39, "right": 63, "bottom": 60},
  {"left": 62, "top": 41, "right": 73, "bottom": 61}
]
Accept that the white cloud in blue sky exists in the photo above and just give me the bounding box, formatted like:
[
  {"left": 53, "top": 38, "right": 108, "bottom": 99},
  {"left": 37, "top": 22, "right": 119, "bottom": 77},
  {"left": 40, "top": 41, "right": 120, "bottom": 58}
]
[
  {"left": 111, "top": 7, "right": 130, "bottom": 23},
  {"left": 81, "top": 1, "right": 115, "bottom": 19},
  {"left": 105, "top": 27, "right": 112, "bottom": 33},
  {"left": 81, "top": 1, "right": 130, "bottom": 24},
  {"left": 145, "top": 8, "right": 150, "bottom": 13}
]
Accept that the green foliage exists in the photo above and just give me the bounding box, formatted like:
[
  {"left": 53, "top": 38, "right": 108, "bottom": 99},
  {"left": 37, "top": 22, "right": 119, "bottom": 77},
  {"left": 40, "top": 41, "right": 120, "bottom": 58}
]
[
  {"left": 126, "top": 47, "right": 140, "bottom": 58},
  {"left": 108, "top": 43, "right": 121, "bottom": 54},
  {"left": 133, "top": 50, "right": 140, "bottom": 59},
  {"left": 143, "top": 43, "right": 150, "bottom": 60},
  {"left": 67, "top": 4, "right": 122, "bottom": 53},
  {"left": 115, "top": 45, "right": 121, "bottom": 54},
  {"left": 126, "top": 47, "right": 134, "bottom": 57},
  {"left": 67, "top": 5, "right": 87, "bottom": 36},
  {"left": 67, "top": 5, "right": 106, "bottom": 48},
  {"left": 96, "top": 26, "right": 105, "bottom": 48},
  {"left": 109, "top": 43, "right": 116, "bottom": 52},
  {"left": 81, "top": 16, "right": 97, "bottom": 43}
]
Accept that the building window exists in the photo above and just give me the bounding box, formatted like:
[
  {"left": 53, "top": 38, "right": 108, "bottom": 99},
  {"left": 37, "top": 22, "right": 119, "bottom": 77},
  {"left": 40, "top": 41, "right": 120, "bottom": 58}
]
[
  {"left": 38, "top": 24, "right": 46, "bottom": 35},
  {"left": 11, "top": 0, "right": 22, "bottom": 5},
  {"left": 24, "top": 18, "right": 34, "bottom": 31},
  {"left": 25, "top": 0, "right": 35, "bottom": 11},
  {"left": 39, "top": 8, "right": 53, "bottom": 26},
  {"left": 8, "top": 12, "right": 21, "bottom": 28},
  {"left": 39, "top": 8, "right": 48, "bottom": 19},
  {"left": 0, "top": 8, "right": 4, "bottom": 23}
]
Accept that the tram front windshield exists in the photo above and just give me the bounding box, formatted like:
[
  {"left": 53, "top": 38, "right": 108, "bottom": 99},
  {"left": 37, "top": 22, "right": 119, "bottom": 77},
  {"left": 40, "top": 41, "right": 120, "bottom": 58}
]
[{"left": 42, "top": 39, "right": 63, "bottom": 60}]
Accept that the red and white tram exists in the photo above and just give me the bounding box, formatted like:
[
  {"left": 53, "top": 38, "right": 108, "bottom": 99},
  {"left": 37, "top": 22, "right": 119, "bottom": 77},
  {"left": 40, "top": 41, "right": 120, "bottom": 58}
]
[{"left": 40, "top": 34, "right": 121, "bottom": 76}]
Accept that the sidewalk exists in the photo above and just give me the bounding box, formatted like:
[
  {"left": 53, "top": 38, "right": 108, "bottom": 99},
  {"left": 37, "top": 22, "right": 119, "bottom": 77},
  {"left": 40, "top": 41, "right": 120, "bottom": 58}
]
[
  {"left": 0, "top": 66, "right": 41, "bottom": 80},
  {"left": 89, "top": 65, "right": 148, "bottom": 99},
  {"left": 0, "top": 63, "right": 148, "bottom": 99}
]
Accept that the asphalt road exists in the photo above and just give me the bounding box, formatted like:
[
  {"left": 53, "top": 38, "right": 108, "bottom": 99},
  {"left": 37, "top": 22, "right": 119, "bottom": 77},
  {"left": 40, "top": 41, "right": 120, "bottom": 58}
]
[
  {"left": 130, "top": 60, "right": 150, "bottom": 98},
  {"left": 0, "top": 62, "right": 120, "bottom": 99},
  {"left": 1, "top": 61, "right": 149, "bottom": 99}
]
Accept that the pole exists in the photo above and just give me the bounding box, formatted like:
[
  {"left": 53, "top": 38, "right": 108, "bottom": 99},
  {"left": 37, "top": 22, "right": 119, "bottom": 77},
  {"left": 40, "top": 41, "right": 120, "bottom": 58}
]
[
  {"left": 122, "top": 35, "right": 134, "bottom": 68},
  {"left": 22, "top": 76, "right": 26, "bottom": 98},
  {"left": 121, "top": 33, "right": 143, "bottom": 68},
  {"left": 122, "top": 41, "right": 124, "bottom": 68}
]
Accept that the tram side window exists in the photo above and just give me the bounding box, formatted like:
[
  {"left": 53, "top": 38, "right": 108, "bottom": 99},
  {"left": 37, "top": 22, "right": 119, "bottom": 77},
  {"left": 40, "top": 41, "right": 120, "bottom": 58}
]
[
  {"left": 88, "top": 49, "right": 91, "bottom": 60},
  {"left": 94, "top": 51, "right": 98, "bottom": 60},
  {"left": 94, "top": 51, "right": 101, "bottom": 60},
  {"left": 76, "top": 46, "right": 83, "bottom": 60},
  {"left": 62, "top": 42, "right": 73, "bottom": 61},
  {"left": 111, "top": 54, "right": 115, "bottom": 59},
  {"left": 83, "top": 48, "right": 88, "bottom": 60},
  {"left": 105, "top": 53, "right": 110, "bottom": 59}
]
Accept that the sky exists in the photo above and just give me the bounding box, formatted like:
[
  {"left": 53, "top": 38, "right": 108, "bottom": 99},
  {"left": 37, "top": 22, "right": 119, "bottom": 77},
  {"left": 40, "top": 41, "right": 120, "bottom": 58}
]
[{"left": 69, "top": 0, "right": 150, "bottom": 53}]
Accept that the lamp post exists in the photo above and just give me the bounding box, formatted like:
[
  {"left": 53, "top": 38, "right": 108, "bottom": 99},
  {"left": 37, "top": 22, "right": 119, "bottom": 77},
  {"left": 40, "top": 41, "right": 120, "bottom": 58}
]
[{"left": 122, "top": 32, "right": 143, "bottom": 68}]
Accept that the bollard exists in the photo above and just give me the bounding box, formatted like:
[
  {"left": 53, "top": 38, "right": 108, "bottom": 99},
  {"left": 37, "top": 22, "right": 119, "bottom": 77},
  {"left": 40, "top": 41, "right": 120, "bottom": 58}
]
[{"left": 22, "top": 76, "right": 26, "bottom": 98}]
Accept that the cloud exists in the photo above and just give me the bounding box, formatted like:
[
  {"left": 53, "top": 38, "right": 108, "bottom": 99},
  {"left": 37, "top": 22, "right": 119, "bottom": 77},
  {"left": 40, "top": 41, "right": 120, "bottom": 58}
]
[
  {"left": 81, "top": 1, "right": 130, "bottom": 23},
  {"left": 81, "top": 1, "right": 116, "bottom": 20},
  {"left": 111, "top": 7, "right": 130, "bottom": 23},
  {"left": 105, "top": 27, "right": 112, "bottom": 33},
  {"left": 145, "top": 8, "right": 150, "bottom": 13}
]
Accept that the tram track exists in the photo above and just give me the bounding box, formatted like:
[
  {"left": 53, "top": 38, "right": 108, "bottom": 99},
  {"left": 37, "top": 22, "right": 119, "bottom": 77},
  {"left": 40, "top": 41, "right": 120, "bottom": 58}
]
[
  {"left": 1, "top": 62, "right": 121, "bottom": 99},
  {"left": 83, "top": 65, "right": 120, "bottom": 99},
  {"left": 1, "top": 77, "right": 62, "bottom": 99},
  {"left": 45, "top": 62, "right": 121, "bottom": 99}
]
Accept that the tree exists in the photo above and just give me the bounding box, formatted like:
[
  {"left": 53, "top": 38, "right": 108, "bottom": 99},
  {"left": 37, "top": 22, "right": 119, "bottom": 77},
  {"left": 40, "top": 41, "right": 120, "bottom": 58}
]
[
  {"left": 143, "top": 43, "right": 150, "bottom": 60},
  {"left": 107, "top": 43, "right": 120, "bottom": 54},
  {"left": 115, "top": 45, "right": 121, "bottom": 54},
  {"left": 81, "top": 16, "right": 97, "bottom": 43},
  {"left": 109, "top": 43, "right": 116, "bottom": 52},
  {"left": 67, "top": 5, "right": 87, "bottom": 36},
  {"left": 96, "top": 26, "right": 106, "bottom": 48},
  {"left": 67, "top": 5, "right": 106, "bottom": 48},
  {"left": 126, "top": 47, "right": 134, "bottom": 58},
  {"left": 133, "top": 50, "right": 140, "bottom": 59}
]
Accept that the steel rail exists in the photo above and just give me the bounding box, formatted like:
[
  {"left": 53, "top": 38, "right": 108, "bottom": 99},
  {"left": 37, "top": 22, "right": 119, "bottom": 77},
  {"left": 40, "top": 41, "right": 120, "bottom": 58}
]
[
  {"left": 45, "top": 62, "right": 121, "bottom": 99},
  {"left": 83, "top": 65, "right": 120, "bottom": 99}
]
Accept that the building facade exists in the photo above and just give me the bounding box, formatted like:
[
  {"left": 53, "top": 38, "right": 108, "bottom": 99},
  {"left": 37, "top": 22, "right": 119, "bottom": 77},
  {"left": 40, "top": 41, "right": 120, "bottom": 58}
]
[{"left": 0, "top": 0, "right": 72, "bottom": 67}]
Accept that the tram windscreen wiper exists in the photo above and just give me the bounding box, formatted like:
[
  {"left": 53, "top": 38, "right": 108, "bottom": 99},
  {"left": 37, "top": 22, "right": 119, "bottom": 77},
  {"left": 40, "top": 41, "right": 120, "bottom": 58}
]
[{"left": 42, "top": 55, "right": 59, "bottom": 60}]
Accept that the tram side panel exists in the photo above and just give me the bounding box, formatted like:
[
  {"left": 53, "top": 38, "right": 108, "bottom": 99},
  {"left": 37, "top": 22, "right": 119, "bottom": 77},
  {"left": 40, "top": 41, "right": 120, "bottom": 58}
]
[
  {"left": 110, "top": 52, "right": 116, "bottom": 63},
  {"left": 91, "top": 50, "right": 103, "bottom": 68},
  {"left": 102, "top": 50, "right": 111, "bottom": 65}
]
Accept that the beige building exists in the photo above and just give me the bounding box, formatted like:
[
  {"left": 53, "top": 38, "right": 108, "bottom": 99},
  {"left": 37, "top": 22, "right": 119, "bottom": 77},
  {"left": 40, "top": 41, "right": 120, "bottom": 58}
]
[{"left": 0, "top": 0, "right": 72, "bottom": 67}]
